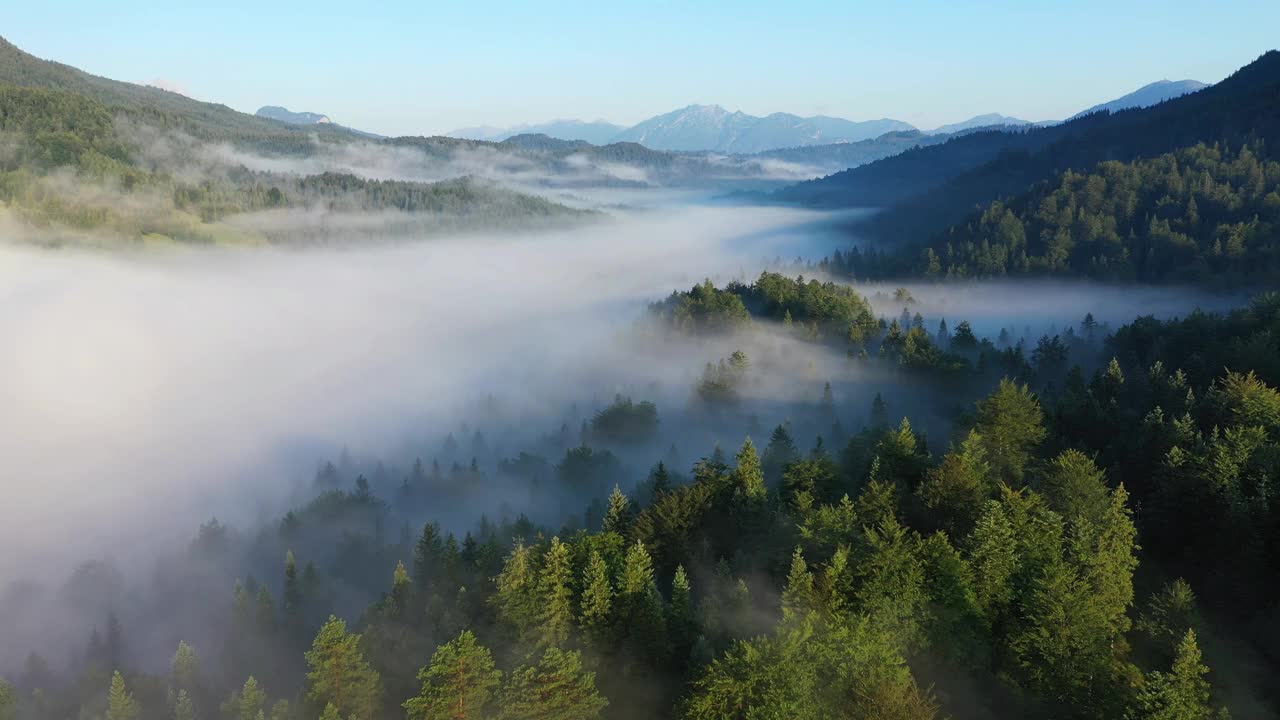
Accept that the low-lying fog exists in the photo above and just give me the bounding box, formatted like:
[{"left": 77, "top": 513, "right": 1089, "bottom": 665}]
[{"left": 0, "top": 195, "right": 1246, "bottom": 668}]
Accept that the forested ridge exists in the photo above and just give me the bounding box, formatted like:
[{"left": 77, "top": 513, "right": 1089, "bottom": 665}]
[
  {"left": 0, "top": 80, "right": 588, "bottom": 245},
  {"left": 821, "top": 142, "right": 1280, "bottom": 284},
  {"left": 774, "top": 51, "right": 1280, "bottom": 287},
  {"left": 6, "top": 272, "right": 1280, "bottom": 719}
]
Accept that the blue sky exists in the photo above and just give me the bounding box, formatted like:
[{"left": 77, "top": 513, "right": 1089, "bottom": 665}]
[{"left": 6, "top": 1, "right": 1278, "bottom": 137}]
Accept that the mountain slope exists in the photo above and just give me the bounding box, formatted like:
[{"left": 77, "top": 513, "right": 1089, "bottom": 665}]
[
  {"left": 611, "top": 104, "right": 914, "bottom": 152},
  {"left": 1069, "top": 79, "right": 1208, "bottom": 120},
  {"left": 928, "top": 113, "right": 1032, "bottom": 135},
  {"left": 0, "top": 36, "right": 360, "bottom": 152},
  {"left": 772, "top": 54, "right": 1275, "bottom": 231},
  {"left": 0, "top": 42, "right": 592, "bottom": 245}
]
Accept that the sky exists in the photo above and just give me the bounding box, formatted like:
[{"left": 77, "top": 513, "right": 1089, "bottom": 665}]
[{"left": 6, "top": 0, "right": 1278, "bottom": 137}]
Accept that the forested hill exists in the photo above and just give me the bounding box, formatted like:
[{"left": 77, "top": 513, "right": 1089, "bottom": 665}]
[
  {"left": 773, "top": 51, "right": 1280, "bottom": 246},
  {"left": 821, "top": 141, "right": 1280, "bottom": 285},
  {"left": 0, "top": 37, "right": 361, "bottom": 152},
  {"left": 0, "top": 38, "right": 596, "bottom": 245}
]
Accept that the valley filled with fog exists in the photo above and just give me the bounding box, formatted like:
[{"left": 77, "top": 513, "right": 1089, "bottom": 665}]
[
  {"left": 4, "top": 24, "right": 1280, "bottom": 720},
  {"left": 0, "top": 187, "right": 1245, "bottom": 672}
]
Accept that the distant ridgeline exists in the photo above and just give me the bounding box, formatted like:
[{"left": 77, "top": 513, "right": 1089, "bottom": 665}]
[
  {"left": 778, "top": 51, "right": 1280, "bottom": 285},
  {"left": 0, "top": 38, "right": 587, "bottom": 245}
]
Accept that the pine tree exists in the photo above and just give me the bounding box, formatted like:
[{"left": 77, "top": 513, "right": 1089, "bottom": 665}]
[
  {"left": 106, "top": 671, "right": 140, "bottom": 720},
  {"left": 733, "top": 437, "right": 766, "bottom": 501},
  {"left": 579, "top": 550, "right": 613, "bottom": 643},
  {"left": 403, "top": 631, "right": 501, "bottom": 720},
  {"left": 537, "top": 537, "right": 575, "bottom": 649},
  {"left": 602, "top": 485, "right": 633, "bottom": 535},
  {"left": 497, "top": 648, "right": 608, "bottom": 720},
  {"left": 304, "top": 616, "right": 382, "bottom": 720}
]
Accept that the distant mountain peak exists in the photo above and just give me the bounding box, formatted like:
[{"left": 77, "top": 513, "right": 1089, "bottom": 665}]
[
  {"left": 927, "top": 113, "right": 1033, "bottom": 135},
  {"left": 612, "top": 105, "right": 915, "bottom": 153},
  {"left": 1069, "top": 79, "right": 1208, "bottom": 120},
  {"left": 447, "top": 118, "right": 625, "bottom": 144},
  {"left": 256, "top": 106, "right": 332, "bottom": 125}
]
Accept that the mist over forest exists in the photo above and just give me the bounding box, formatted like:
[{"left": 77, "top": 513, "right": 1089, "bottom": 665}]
[{"left": 3, "top": 26, "right": 1280, "bottom": 720}]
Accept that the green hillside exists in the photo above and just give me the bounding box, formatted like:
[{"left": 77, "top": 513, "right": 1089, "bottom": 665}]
[{"left": 0, "top": 40, "right": 590, "bottom": 246}]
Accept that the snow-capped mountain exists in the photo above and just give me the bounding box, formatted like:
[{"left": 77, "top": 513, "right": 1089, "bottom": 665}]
[
  {"left": 610, "top": 105, "right": 915, "bottom": 153},
  {"left": 1069, "top": 79, "right": 1208, "bottom": 120}
]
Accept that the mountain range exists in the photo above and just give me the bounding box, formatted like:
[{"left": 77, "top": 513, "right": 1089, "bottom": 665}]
[
  {"left": 608, "top": 105, "right": 915, "bottom": 153},
  {"left": 443, "top": 79, "right": 1209, "bottom": 154}
]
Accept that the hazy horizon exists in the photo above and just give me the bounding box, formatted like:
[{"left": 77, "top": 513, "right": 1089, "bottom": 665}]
[{"left": 6, "top": 0, "right": 1276, "bottom": 136}]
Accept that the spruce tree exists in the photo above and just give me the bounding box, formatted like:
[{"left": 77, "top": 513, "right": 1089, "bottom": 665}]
[
  {"left": 497, "top": 648, "right": 608, "bottom": 720},
  {"left": 389, "top": 561, "right": 411, "bottom": 616},
  {"left": 493, "top": 541, "right": 539, "bottom": 642},
  {"left": 579, "top": 550, "right": 613, "bottom": 643},
  {"left": 170, "top": 640, "right": 201, "bottom": 696},
  {"left": 106, "top": 671, "right": 140, "bottom": 720},
  {"left": 733, "top": 437, "right": 766, "bottom": 501},
  {"left": 966, "top": 500, "right": 1018, "bottom": 621},
  {"left": 620, "top": 541, "right": 668, "bottom": 662},
  {"left": 537, "top": 537, "right": 575, "bottom": 649},
  {"left": 1134, "top": 630, "right": 1219, "bottom": 720},
  {"left": 230, "top": 677, "right": 265, "bottom": 720},
  {"left": 413, "top": 522, "right": 443, "bottom": 590},
  {"left": 974, "top": 378, "right": 1047, "bottom": 484},
  {"left": 668, "top": 565, "right": 696, "bottom": 666},
  {"left": 650, "top": 462, "right": 672, "bottom": 501},
  {"left": 602, "top": 485, "right": 633, "bottom": 535},
  {"left": 781, "top": 548, "right": 815, "bottom": 620}
]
